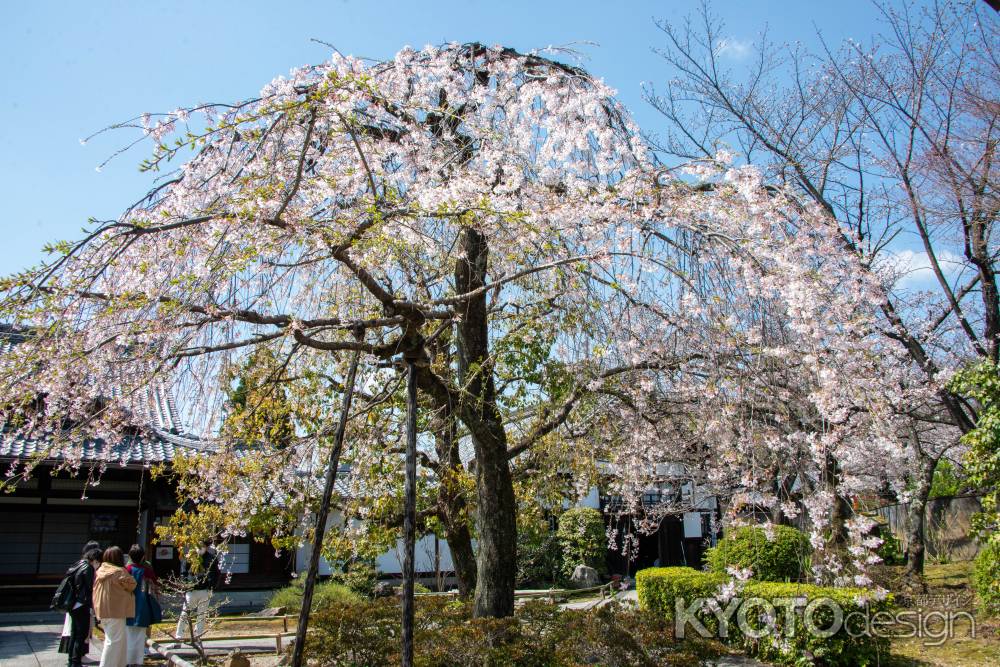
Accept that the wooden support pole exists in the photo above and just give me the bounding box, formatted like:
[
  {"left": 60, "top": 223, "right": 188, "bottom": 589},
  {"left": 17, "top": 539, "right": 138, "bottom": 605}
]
[
  {"left": 401, "top": 354, "right": 418, "bottom": 667},
  {"left": 290, "top": 348, "right": 361, "bottom": 667}
]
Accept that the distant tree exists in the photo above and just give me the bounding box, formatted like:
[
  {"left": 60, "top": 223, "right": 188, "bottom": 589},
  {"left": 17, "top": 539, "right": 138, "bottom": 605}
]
[
  {"left": 223, "top": 347, "right": 295, "bottom": 449},
  {"left": 556, "top": 507, "right": 607, "bottom": 580},
  {"left": 928, "top": 458, "right": 965, "bottom": 499},
  {"left": 948, "top": 361, "right": 1000, "bottom": 547},
  {"left": 647, "top": 0, "right": 998, "bottom": 575}
]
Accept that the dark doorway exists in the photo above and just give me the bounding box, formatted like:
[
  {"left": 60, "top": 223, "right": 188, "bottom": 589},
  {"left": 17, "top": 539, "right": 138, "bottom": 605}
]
[{"left": 658, "top": 516, "right": 687, "bottom": 566}]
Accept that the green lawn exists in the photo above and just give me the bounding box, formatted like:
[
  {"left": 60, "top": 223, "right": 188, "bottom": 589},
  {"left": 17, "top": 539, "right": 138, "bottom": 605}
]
[{"left": 886, "top": 562, "right": 999, "bottom": 667}]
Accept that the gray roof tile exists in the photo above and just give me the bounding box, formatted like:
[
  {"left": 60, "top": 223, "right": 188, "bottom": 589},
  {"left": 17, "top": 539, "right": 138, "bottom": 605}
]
[{"left": 0, "top": 324, "right": 207, "bottom": 464}]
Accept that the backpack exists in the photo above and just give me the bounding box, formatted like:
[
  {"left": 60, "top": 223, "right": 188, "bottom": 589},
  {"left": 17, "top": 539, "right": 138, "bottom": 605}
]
[{"left": 51, "top": 561, "right": 84, "bottom": 612}]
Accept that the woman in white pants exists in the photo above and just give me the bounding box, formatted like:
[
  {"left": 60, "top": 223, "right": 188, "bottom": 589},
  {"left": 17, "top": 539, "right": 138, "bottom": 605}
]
[
  {"left": 92, "top": 547, "right": 136, "bottom": 667},
  {"left": 175, "top": 588, "right": 212, "bottom": 640},
  {"left": 175, "top": 540, "right": 219, "bottom": 641}
]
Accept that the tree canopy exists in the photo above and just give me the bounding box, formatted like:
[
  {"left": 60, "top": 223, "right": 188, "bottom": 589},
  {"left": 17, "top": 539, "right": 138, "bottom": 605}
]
[{"left": 0, "top": 38, "right": 955, "bottom": 612}]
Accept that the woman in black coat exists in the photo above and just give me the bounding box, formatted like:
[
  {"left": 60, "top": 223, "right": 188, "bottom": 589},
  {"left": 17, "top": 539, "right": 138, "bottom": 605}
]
[{"left": 58, "top": 541, "right": 103, "bottom": 667}]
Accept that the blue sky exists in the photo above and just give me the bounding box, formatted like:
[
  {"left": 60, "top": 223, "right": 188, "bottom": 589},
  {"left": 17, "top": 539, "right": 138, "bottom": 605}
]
[{"left": 1, "top": 0, "right": 887, "bottom": 273}]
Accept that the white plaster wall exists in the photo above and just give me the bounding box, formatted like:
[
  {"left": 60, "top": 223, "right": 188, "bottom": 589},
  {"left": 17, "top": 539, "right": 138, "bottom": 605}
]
[
  {"left": 293, "top": 510, "right": 342, "bottom": 576},
  {"left": 578, "top": 486, "right": 601, "bottom": 509},
  {"left": 376, "top": 533, "right": 454, "bottom": 575},
  {"left": 294, "top": 509, "right": 457, "bottom": 576}
]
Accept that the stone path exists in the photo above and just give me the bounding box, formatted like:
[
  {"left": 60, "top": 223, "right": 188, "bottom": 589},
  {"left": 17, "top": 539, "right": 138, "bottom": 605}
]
[
  {"left": 0, "top": 621, "right": 72, "bottom": 667},
  {"left": 560, "top": 587, "right": 638, "bottom": 610},
  {"left": 0, "top": 618, "right": 286, "bottom": 667}
]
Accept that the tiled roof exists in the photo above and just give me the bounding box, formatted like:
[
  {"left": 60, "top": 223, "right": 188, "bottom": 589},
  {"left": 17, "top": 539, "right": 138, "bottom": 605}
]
[
  {"left": 0, "top": 324, "right": 27, "bottom": 355},
  {"left": 0, "top": 324, "right": 209, "bottom": 465},
  {"left": 0, "top": 431, "right": 208, "bottom": 464},
  {"left": 268, "top": 466, "right": 356, "bottom": 506},
  {"left": 120, "top": 384, "right": 186, "bottom": 435}
]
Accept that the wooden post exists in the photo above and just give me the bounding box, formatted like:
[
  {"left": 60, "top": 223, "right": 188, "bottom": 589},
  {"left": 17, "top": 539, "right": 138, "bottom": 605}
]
[
  {"left": 289, "top": 348, "right": 361, "bottom": 667},
  {"left": 401, "top": 353, "right": 418, "bottom": 667}
]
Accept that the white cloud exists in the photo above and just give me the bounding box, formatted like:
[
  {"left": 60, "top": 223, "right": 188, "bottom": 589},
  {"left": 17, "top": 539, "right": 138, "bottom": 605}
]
[
  {"left": 716, "top": 38, "right": 752, "bottom": 61},
  {"left": 887, "top": 249, "right": 966, "bottom": 288}
]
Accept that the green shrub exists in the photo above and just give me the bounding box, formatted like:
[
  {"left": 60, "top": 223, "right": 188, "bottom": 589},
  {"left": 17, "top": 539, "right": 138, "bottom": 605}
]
[
  {"left": 267, "top": 578, "right": 360, "bottom": 612},
  {"left": 415, "top": 599, "right": 553, "bottom": 667},
  {"left": 743, "top": 581, "right": 892, "bottom": 666},
  {"left": 948, "top": 362, "right": 1000, "bottom": 547},
  {"left": 307, "top": 597, "right": 399, "bottom": 665},
  {"left": 306, "top": 596, "right": 721, "bottom": 666},
  {"left": 637, "top": 567, "right": 892, "bottom": 666},
  {"left": 972, "top": 540, "right": 1000, "bottom": 617},
  {"left": 332, "top": 561, "right": 378, "bottom": 597},
  {"left": 517, "top": 528, "right": 561, "bottom": 587},
  {"left": 556, "top": 507, "right": 607, "bottom": 579},
  {"left": 875, "top": 527, "right": 904, "bottom": 566},
  {"left": 705, "top": 525, "right": 810, "bottom": 582}
]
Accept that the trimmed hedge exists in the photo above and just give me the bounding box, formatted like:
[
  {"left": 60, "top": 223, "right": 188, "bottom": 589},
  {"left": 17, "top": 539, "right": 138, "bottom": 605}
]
[
  {"left": 637, "top": 567, "right": 893, "bottom": 666},
  {"left": 636, "top": 567, "right": 726, "bottom": 617},
  {"left": 705, "top": 525, "right": 811, "bottom": 582}
]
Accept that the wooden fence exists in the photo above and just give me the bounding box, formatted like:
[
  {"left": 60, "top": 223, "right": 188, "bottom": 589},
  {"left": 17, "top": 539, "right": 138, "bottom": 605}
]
[{"left": 874, "top": 494, "right": 984, "bottom": 561}]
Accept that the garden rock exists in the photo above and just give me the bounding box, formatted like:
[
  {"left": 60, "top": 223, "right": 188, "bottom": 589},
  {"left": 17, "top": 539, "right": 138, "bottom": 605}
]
[
  {"left": 569, "top": 565, "right": 600, "bottom": 588},
  {"left": 373, "top": 581, "right": 398, "bottom": 598},
  {"left": 223, "top": 649, "right": 251, "bottom": 667}
]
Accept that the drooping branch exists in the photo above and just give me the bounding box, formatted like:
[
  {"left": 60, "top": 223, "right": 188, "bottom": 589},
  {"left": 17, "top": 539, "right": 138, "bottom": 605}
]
[{"left": 506, "top": 358, "right": 694, "bottom": 460}]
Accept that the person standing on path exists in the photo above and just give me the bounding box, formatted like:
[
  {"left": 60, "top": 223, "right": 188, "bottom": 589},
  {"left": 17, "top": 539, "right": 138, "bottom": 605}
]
[
  {"left": 175, "top": 539, "right": 219, "bottom": 642},
  {"left": 124, "top": 545, "right": 157, "bottom": 667},
  {"left": 58, "top": 541, "right": 102, "bottom": 667},
  {"left": 93, "top": 546, "right": 137, "bottom": 667}
]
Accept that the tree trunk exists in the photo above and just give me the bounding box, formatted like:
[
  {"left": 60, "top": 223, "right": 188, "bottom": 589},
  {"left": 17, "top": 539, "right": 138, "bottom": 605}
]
[
  {"left": 904, "top": 453, "right": 938, "bottom": 578},
  {"left": 443, "top": 510, "right": 477, "bottom": 598},
  {"left": 454, "top": 228, "right": 517, "bottom": 618},
  {"left": 429, "top": 388, "right": 477, "bottom": 598},
  {"left": 467, "top": 428, "right": 517, "bottom": 617},
  {"left": 970, "top": 217, "right": 1000, "bottom": 363},
  {"left": 826, "top": 454, "right": 852, "bottom": 547},
  {"left": 828, "top": 495, "right": 852, "bottom": 547},
  {"left": 769, "top": 473, "right": 796, "bottom": 526}
]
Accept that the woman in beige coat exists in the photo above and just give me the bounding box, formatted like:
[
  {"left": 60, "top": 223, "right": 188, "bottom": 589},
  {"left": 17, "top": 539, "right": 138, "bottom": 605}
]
[{"left": 92, "top": 547, "right": 136, "bottom": 667}]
